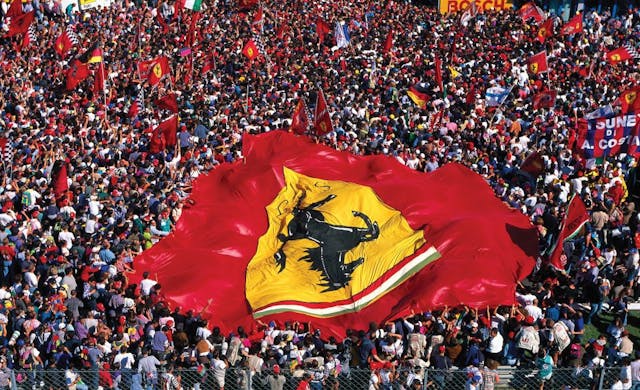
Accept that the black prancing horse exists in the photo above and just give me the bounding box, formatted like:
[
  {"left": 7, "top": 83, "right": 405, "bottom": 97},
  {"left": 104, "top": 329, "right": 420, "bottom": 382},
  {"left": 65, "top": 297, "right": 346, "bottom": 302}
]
[{"left": 274, "top": 191, "right": 380, "bottom": 292}]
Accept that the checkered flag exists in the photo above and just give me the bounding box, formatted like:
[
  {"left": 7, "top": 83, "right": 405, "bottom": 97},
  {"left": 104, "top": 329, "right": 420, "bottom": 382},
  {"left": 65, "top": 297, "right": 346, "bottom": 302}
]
[
  {"left": 253, "top": 33, "right": 273, "bottom": 69},
  {"left": 624, "top": 43, "right": 640, "bottom": 59},
  {"left": 66, "top": 26, "right": 79, "bottom": 46},
  {"left": 0, "top": 138, "right": 14, "bottom": 167}
]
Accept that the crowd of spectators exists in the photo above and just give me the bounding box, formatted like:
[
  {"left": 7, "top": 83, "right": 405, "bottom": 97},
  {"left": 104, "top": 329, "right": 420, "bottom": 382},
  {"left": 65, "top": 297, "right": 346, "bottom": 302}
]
[{"left": 2, "top": 0, "right": 640, "bottom": 388}]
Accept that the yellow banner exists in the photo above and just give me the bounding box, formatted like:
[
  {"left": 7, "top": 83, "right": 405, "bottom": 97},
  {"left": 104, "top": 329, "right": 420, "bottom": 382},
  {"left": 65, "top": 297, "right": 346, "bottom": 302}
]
[
  {"left": 439, "top": 0, "right": 512, "bottom": 14},
  {"left": 245, "top": 168, "right": 438, "bottom": 318}
]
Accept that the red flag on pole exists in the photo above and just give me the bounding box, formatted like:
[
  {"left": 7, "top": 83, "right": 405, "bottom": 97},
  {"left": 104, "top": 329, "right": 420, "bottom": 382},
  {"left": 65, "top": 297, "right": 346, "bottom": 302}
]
[
  {"left": 54, "top": 28, "right": 77, "bottom": 58},
  {"left": 606, "top": 45, "right": 640, "bottom": 65},
  {"left": 519, "top": 151, "right": 545, "bottom": 178},
  {"left": 290, "top": 98, "right": 310, "bottom": 135},
  {"left": 147, "top": 56, "right": 171, "bottom": 86},
  {"left": 65, "top": 59, "right": 90, "bottom": 90},
  {"left": 314, "top": 89, "right": 333, "bottom": 136},
  {"left": 618, "top": 86, "right": 640, "bottom": 114},
  {"left": 157, "top": 9, "right": 169, "bottom": 33},
  {"left": 532, "top": 90, "right": 557, "bottom": 110},
  {"left": 5, "top": 0, "right": 23, "bottom": 18},
  {"left": 93, "top": 62, "right": 105, "bottom": 96},
  {"left": 242, "top": 40, "right": 259, "bottom": 61},
  {"left": 155, "top": 93, "right": 179, "bottom": 113},
  {"left": 155, "top": 115, "right": 178, "bottom": 148},
  {"left": 536, "top": 17, "right": 553, "bottom": 43},
  {"left": 382, "top": 28, "right": 393, "bottom": 54},
  {"left": 5, "top": 11, "right": 34, "bottom": 38},
  {"left": 527, "top": 51, "right": 549, "bottom": 74},
  {"left": 131, "top": 131, "right": 537, "bottom": 337},
  {"left": 435, "top": 57, "right": 444, "bottom": 94},
  {"left": 561, "top": 13, "right": 583, "bottom": 35},
  {"left": 519, "top": 2, "right": 545, "bottom": 23},
  {"left": 316, "top": 17, "right": 331, "bottom": 44},
  {"left": 51, "top": 160, "right": 69, "bottom": 201},
  {"left": 547, "top": 195, "right": 589, "bottom": 270}
]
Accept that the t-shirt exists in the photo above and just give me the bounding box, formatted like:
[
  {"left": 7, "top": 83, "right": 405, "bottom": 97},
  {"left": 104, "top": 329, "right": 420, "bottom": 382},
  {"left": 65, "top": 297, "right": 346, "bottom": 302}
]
[{"left": 537, "top": 355, "right": 553, "bottom": 380}]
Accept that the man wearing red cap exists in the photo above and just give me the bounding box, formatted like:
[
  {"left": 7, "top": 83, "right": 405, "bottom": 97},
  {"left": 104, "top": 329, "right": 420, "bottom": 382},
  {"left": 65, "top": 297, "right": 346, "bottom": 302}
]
[{"left": 268, "top": 364, "right": 286, "bottom": 390}]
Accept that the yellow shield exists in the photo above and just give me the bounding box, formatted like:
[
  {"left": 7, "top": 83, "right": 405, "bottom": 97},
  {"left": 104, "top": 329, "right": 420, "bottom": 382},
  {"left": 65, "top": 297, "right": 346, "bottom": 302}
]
[
  {"left": 538, "top": 27, "right": 546, "bottom": 38},
  {"left": 247, "top": 48, "right": 254, "bottom": 57},
  {"left": 611, "top": 53, "right": 621, "bottom": 62},
  {"left": 625, "top": 92, "right": 637, "bottom": 105},
  {"left": 246, "top": 168, "right": 439, "bottom": 318},
  {"left": 152, "top": 63, "right": 163, "bottom": 78},
  {"left": 529, "top": 62, "right": 538, "bottom": 74}
]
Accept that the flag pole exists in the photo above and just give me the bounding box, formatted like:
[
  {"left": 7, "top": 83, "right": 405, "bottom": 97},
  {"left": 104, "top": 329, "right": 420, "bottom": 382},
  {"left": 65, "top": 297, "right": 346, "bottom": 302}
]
[
  {"left": 488, "top": 83, "right": 516, "bottom": 129},
  {"left": 101, "top": 59, "right": 108, "bottom": 123}
]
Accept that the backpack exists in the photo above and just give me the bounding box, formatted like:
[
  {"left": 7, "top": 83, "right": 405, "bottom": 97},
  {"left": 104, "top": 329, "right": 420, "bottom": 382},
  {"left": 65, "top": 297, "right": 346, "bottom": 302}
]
[{"left": 551, "top": 322, "right": 571, "bottom": 353}]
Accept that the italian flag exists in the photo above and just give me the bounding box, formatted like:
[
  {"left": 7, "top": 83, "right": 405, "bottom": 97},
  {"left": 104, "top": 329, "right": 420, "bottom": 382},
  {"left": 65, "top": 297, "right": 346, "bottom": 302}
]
[{"left": 183, "top": 0, "right": 202, "bottom": 11}]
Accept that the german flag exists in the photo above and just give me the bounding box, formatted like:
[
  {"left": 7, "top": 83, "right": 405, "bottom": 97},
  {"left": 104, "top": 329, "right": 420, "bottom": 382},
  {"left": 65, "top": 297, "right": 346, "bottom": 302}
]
[
  {"left": 80, "top": 43, "right": 103, "bottom": 64},
  {"left": 407, "top": 83, "right": 430, "bottom": 109}
]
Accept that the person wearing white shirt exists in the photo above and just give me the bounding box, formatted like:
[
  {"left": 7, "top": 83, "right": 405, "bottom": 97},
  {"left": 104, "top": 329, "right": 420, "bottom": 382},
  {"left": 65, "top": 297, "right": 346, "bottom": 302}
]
[
  {"left": 140, "top": 272, "right": 157, "bottom": 296},
  {"left": 525, "top": 299, "right": 544, "bottom": 323},
  {"left": 485, "top": 328, "right": 504, "bottom": 362}
]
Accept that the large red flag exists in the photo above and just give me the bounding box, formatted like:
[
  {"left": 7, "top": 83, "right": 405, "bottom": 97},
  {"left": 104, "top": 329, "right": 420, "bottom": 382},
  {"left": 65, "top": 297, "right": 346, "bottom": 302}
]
[
  {"left": 156, "top": 115, "right": 178, "bottom": 147},
  {"left": 55, "top": 29, "right": 77, "bottom": 58},
  {"left": 65, "top": 59, "right": 90, "bottom": 90},
  {"left": 618, "top": 86, "right": 640, "bottom": 114},
  {"left": 237, "top": 0, "right": 258, "bottom": 8},
  {"left": 147, "top": 56, "right": 171, "bottom": 86},
  {"left": 561, "top": 13, "right": 583, "bottom": 35},
  {"left": 547, "top": 195, "right": 589, "bottom": 270},
  {"left": 519, "top": 2, "right": 544, "bottom": 23},
  {"left": 316, "top": 17, "right": 331, "bottom": 44},
  {"left": 5, "top": 0, "right": 23, "bottom": 18},
  {"left": 528, "top": 51, "right": 548, "bottom": 74},
  {"left": 131, "top": 132, "right": 537, "bottom": 337},
  {"left": 382, "top": 28, "right": 393, "bottom": 54},
  {"left": 51, "top": 160, "right": 69, "bottom": 201},
  {"left": 242, "top": 40, "right": 259, "bottom": 61},
  {"left": 519, "top": 151, "right": 545, "bottom": 178},
  {"left": 93, "top": 62, "right": 105, "bottom": 96},
  {"left": 314, "top": 89, "right": 333, "bottom": 136},
  {"left": 606, "top": 45, "right": 639, "bottom": 65},
  {"left": 532, "top": 89, "right": 557, "bottom": 110},
  {"left": 536, "top": 17, "right": 553, "bottom": 43},
  {"left": 155, "top": 93, "right": 179, "bottom": 113},
  {"left": 290, "top": 98, "right": 310, "bottom": 135},
  {"left": 5, "top": 11, "right": 34, "bottom": 38}
]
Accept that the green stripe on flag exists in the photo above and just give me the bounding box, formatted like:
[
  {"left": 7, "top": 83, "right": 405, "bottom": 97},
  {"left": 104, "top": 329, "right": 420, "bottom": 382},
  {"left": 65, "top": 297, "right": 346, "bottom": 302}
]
[{"left": 184, "top": 0, "right": 202, "bottom": 11}]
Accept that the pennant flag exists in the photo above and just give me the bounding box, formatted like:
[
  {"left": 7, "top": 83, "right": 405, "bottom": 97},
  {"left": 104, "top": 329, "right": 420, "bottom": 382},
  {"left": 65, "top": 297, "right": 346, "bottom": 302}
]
[
  {"left": 50, "top": 160, "right": 69, "bottom": 201},
  {"left": 606, "top": 44, "right": 640, "bottom": 65},
  {"left": 448, "top": 66, "right": 461, "bottom": 79},
  {"left": 547, "top": 195, "right": 589, "bottom": 270},
  {"left": 335, "top": 21, "right": 350, "bottom": 49},
  {"left": 65, "top": 59, "right": 90, "bottom": 90},
  {"left": 93, "top": 61, "right": 105, "bottom": 95},
  {"left": 54, "top": 27, "right": 78, "bottom": 58},
  {"left": 435, "top": 57, "right": 443, "bottom": 93},
  {"left": 155, "top": 115, "right": 179, "bottom": 147},
  {"left": 519, "top": 2, "right": 544, "bottom": 23},
  {"left": 618, "top": 86, "right": 640, "bottom": 114},
  {"left": 585, "top": 104, "right": 614, "bottom": 120},
  {"left": 5, "top": 11, "right": 34, "bottom": 38},
  {"left": 316, "top": 17, "right": 331, "bottom": 44},
  {"left": 147, "top": 56, "right": 171, "bottom": 86},
  {"left": 532, "top": 90, "right": 557, "bottom": 110},
  {"left": 183, "top": 0, "right": 202, "bottom": 11},
  {"left": 536, "top": 17, "right": 553, "bottom": 43},
  {"left": 561, "top": 13, "right": 583, "bottom": 35},
  {"left": 290, "top": 98, "right": 311, "bottom": 135},
  {"left": 408, "top": 83, "right": 430, "bottom": 109},
  {"left": 519, "top": 151, "right": 545, "bottom": 178},
  {"left": 528, "top": 51, "right": 548, "bottom": 74},
  {"left": 242, "top": 40, "right": 259, "bottom": 61},
  {"left": 5, "top": 0, "right": 23, "bottom": 18},
  {"left": 314, "top": 89, "right": 333, "bottom": 136},
  {"left": 485, "top": 86, "right": 511, "bottom": 107},
  {"left": 155, "top": 93, "right": 179, "bottom": 113},
  {"left": 131, "top": 131, "right": 537, "bottom": 337},
  {"left": 382, "top": 28, "right": 393, "bottom": 54}
]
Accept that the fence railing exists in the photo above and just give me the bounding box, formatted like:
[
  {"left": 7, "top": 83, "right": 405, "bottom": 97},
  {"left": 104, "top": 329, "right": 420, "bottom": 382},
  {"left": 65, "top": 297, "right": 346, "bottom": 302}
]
[{"left": 3, "top": 365, "right": 632, "bottom": 389}]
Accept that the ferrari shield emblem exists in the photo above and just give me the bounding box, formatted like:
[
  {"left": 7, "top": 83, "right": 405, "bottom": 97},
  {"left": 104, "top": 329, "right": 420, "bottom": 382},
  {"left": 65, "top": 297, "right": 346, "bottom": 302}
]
[{"left": 246, "top": 168, "right": 440, "bottom": 318}]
